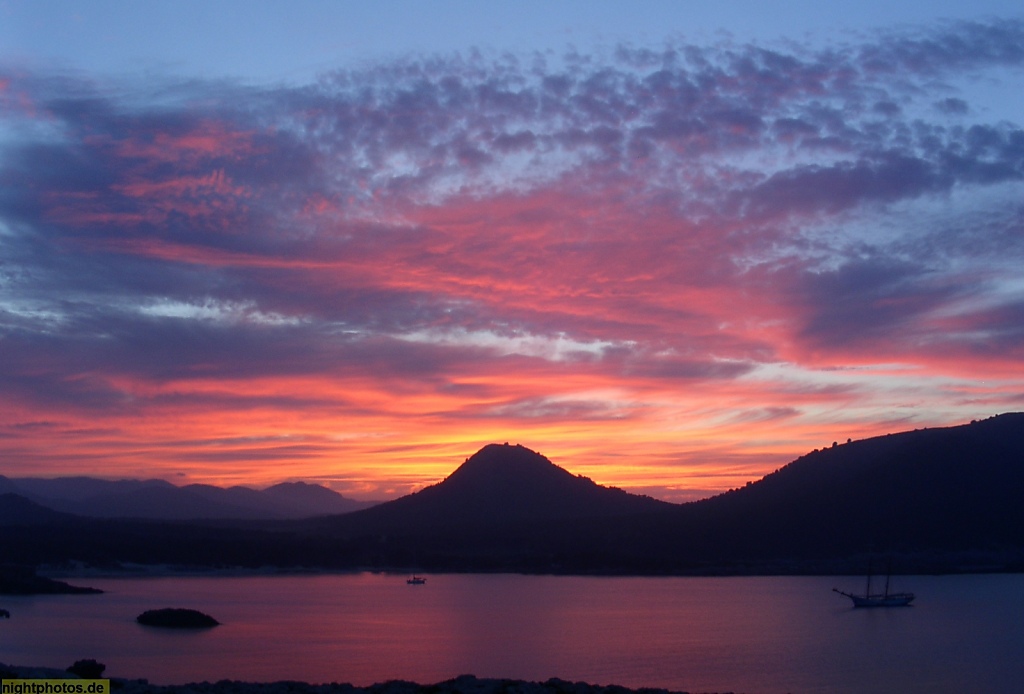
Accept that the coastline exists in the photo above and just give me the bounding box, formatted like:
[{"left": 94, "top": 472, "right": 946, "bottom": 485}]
[
  {"left": 0, "top": 664, "right": 702, "bottom": 694},
  {"left": 36, "top": 555, "right": 1024, "bottom": 582}
]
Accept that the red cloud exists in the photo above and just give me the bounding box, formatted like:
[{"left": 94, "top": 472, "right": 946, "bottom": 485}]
[
  {"left": 3, "top": 22, "right": 1024, "bottom": 499},
  {"left": 113, "top": 121, "right": 257, "bottom": 164}
]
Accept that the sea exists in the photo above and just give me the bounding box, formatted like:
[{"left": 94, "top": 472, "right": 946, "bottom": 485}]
[{"left": 2, "top": 572, "right": 1022, "bottom": 694}]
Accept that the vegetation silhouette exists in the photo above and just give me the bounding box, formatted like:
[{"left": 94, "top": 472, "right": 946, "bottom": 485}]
[
  {"left": 137, "top": 608, "right": 220, "bottom": 628},
  {"left": 1, "top": 414, "right": 1023, "bottom": 575}
]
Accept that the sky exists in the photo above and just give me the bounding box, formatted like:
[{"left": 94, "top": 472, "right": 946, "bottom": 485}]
[{"left": 1, "top": 1, "right": 1023, "bottom": 502}]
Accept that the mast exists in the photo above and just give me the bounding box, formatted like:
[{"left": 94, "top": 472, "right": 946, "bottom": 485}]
[{"left": 865, "top": 555, "right": 873, "bottom": 597}]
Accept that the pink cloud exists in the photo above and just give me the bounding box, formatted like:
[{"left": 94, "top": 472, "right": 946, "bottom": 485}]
[
  {"left": 111, "top": 121, "right": 258, "bottom": 164},
  {"left": 2, "top": 21, "right": 1024, "bottom": 498}
]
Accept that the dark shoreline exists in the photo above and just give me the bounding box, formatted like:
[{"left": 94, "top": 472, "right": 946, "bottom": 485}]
[
  {"left": 0, "top": 559, "right": 1013, "bottom": 599},
  {"left": 0, "top": 565, "right": 103, "bottom": 595},
  {"left": 0, "top": 665, "right": 710, "bottom": 694},
  {"left": 36, "top": 555, "right": 1024, "bottom": 581}
]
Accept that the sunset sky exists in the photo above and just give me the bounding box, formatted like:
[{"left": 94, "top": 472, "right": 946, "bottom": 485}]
[{"left": 2, "top": 1, "right": 1023, "bottom": 502}]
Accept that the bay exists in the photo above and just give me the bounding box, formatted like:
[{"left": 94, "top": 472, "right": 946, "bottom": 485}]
[{"left": 1, "top": 573, "right": 1022, "bottom": 693}]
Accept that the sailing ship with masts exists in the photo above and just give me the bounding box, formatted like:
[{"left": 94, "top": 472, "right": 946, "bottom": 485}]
[{"left": 833, "top": 557, "right": 914, "bottom": 607}]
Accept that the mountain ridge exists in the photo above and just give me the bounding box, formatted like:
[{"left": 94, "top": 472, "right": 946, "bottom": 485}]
[
  {"left": 324, "top": 442, "right": 675, "bottom": 534},
  {"left": 310, "top": 415, "right": 1024, "bottom": 571},
  {"left": 2, "top": 414, "right": 1022, "bottom": 574},
  {"left": 680, "top": 412, "right": 1024, "bottom": 558},
  {"left": 0, "top": 476, "right": 376, "bottom": 520}
]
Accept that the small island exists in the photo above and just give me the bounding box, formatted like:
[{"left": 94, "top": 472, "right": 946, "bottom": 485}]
[{"left": 136, "top": 608, "right": 220, "bottom": 629}]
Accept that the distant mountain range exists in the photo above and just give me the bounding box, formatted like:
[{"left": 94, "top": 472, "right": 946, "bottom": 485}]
[
  {"left": 2, "top": 413, "right": 1023, "bottom": 575},
  {"left": 0, "top": 476, "right": 375, "bottom": 520}
]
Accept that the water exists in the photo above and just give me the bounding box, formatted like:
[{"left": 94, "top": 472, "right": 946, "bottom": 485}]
[{"left": 2, "top": 573, "right": 1022, "bottom": 693}]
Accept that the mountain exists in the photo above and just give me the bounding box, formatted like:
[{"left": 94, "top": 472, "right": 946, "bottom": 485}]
[
  {"left": 673, "top": 412, "right": 1024, "bottom": 562},
  {"left": 262, "top": 481, "right": 376, "bottom": 517},
  {"left": 0, "top": 493, "right": 78, "bottom": 526},
  {"left": 9, "top": 476, "right": 174, "bottom": 501},
  {"left": 0, "top": 476, "right": 21, "bottom": 495},
  {"left": 323, "top": 443, "right": 673, "bottom": 533},
  {"left": 2, "top": 416, "right": 1023, "bottom": 574},
  {"left": 310, "top": 418, "right": 1024, "bottom": 572},
  {"left": 2, "top": 477, "right": 374, "bottom": 520},
  {"left": 302, "top": 442, "right": 678, "bottom": 571}
]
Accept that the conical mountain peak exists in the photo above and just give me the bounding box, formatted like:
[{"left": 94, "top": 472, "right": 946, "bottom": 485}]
[
  {"left": 338, "top": 443, "right": 674, "bottom": 530},
  {"left": 442, "top": 443, "right": 582, "bottom": 492}
]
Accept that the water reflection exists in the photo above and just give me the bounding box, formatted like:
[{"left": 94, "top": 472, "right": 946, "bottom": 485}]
[{"left": 1, "top": 573, "right": 1022, "bottom": 693}]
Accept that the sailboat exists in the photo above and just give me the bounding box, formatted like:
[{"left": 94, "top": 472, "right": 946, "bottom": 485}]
[
  {"left": 406, "top": 575, "right": 427, "bottom": 585},
  {"left": 833, "top": 557, "right": 914, "bottom": 607}
]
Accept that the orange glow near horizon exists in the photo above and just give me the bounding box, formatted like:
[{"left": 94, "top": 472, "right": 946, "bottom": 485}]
[
  {"left": 2, "top": 350, "right": 1015, "bottom": 502},
  {"left": 3, "top": 28, "right": 1024, "bottom": 503}
]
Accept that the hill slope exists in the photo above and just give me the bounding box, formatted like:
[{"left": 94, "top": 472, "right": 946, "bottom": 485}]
[
  {"left": 0, "top": 493, "right": 78, "bottom": 526},
  {"left": 675, "top": 413, "right": 1024, "bottom": 561},
  {"left": 2, "top": 477, "right": 373, "bottom": 520},
  {"left": 2, "top": 416, "right": 1023, "bottom": 574},
  {"left": 312, "top": 417, "right": 1024, "bottom": 571},
  {"left": 324, "top": 443, "right": 674, "bottom": 534}
]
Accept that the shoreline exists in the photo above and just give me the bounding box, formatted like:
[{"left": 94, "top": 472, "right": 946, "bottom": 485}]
[
  {"left": 37, "top": 560, "right": 1024, "bottom": 581},
  {"left": 38, "top": 563, "right": 353, "bottom": 580},
  {"left": 0, "top": 665, "right": 705, "bottom": 694}
]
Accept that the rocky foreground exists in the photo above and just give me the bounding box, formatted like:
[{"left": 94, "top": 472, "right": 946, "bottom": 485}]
[{"left": 0, "top": 664, "right": 719, "bottom": 694}]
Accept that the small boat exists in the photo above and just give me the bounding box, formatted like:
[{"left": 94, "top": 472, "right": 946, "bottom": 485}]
[
  {"left": 406, "top": 575, "right": 426, "bottom": 585},
  {"left": 834, "top": 557, "right": 914, "bottom": 607}
]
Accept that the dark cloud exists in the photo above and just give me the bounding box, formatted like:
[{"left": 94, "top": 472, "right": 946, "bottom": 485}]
[
  {"left": 792, "top": 255, "right": 960, "bottom": 349},
  {"left": 935, "top": 97, "right": 969, "bottom": 115},
  {"left": 735, "top": 154, "right": 952, "bottom": 219},
  {"left": 938, "top": 299, "right": 1024, "bottom": 357},
  {"left": 856, "top": 20, "right": 1024, "bottom": 75},
  {"left": 1, "top": 19, "right": 1023, "bottom": 479}
]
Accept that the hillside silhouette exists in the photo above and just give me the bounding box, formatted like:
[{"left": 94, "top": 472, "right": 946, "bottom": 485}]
[
  {"left": 2, "top": 414, "right": 1023, "bottom": 574},
  {"left": 0, "top": 493, "right": 77, "bottom": 526},
  {"left": 328, "top": 443, "right": 673, "bottom": 533},
  {"left": 679, "top": 413, "right": 1024, "bottom": 561},
  {"left": 0, "top": 476, "right": 373, "bottom": 520}
]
